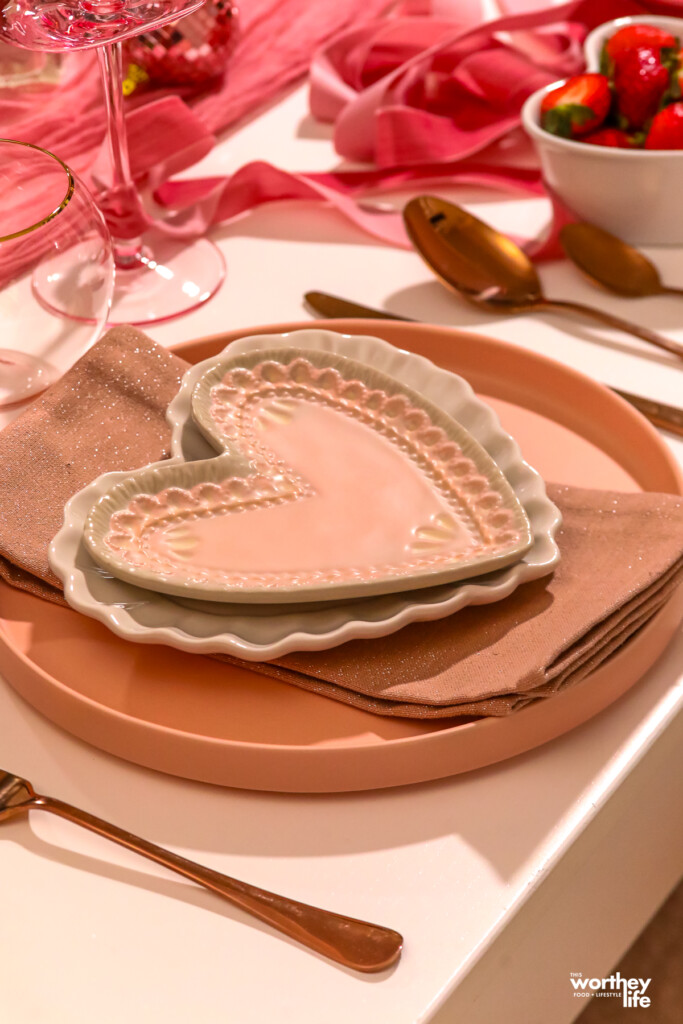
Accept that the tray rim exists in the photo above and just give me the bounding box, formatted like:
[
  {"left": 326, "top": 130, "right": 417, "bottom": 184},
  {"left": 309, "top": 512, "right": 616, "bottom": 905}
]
[{"left": 1, "top": 579, "right": 681, "bottom": 791}]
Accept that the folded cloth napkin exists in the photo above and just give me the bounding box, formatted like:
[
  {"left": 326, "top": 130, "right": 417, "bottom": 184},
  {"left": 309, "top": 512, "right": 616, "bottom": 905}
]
[{"left": 1, "top": 327, "right": 682, "bottom": 718}]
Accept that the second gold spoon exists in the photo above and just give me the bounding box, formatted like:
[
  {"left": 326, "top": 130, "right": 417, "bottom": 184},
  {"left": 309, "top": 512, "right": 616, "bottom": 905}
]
[
  {"left": 402, "top": 196, "right": 683, "bottom": 360},
  {"left": 560, "top": 222, "right": 683, "bottom": 299}
]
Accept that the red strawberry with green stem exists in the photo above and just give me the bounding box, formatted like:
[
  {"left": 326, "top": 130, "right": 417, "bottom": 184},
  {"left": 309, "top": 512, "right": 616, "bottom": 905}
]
[
  {"left": 613, "top": 45, "right": 672, "bottom": 129},
  {"left": 645, "top": 101, "right": 683, "bottom": 148},
  {"left": 540, "top": 73, "right": 611, "bottom": 139},
  {"left": 602, "top": 23, "right": 679, "bottom": 70}
]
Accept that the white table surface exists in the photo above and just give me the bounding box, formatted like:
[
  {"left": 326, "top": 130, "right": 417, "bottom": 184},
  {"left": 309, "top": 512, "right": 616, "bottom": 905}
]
[{"left": 1, "top": 82, "right": 682, "bottom": 1024}]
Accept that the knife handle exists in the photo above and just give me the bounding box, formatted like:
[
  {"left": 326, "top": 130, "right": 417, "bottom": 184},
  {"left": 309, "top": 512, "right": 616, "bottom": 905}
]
[{"left": 610, "top": 388, "right": 683, "bottom": 438}]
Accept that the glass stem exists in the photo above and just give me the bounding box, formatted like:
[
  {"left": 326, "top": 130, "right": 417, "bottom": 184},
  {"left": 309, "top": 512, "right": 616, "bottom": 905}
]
[{"left": 97, "top": 42, "right": 145, "bottom": 269}]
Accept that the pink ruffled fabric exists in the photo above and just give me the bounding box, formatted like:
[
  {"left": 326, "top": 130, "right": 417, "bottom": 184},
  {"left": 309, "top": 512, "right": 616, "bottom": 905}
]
[
  {"left": 154, "top": 0, "right": 683, "bottom": 256},
  {"left": 0, "top": 0, "right": 394, "bottom": 275},
  {"left": 0, "top": 0, "right": 395, "bottom": 178},
  {"left": 3, "top": 0, "right": 683, "bottom": 267},
  {"left": 300, "top": 0, "right": 683, "bottom": 254}
]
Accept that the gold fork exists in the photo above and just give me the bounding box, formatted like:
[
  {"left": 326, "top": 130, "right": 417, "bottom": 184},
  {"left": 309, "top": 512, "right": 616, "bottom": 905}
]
[{"left": 0, "top": 769, "right": 403, "bottom": 972}]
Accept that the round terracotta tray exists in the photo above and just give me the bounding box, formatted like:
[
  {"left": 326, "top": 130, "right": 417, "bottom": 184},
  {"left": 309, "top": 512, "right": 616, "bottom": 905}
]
[{"left": 1, "top": 320, "right": 681, "bottom": 792}]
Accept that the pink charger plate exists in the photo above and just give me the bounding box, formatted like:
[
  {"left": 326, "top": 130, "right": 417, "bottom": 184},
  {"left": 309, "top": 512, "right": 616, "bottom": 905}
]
[{"left": 1, "top": 319, "right": 682, "bottom": 793}]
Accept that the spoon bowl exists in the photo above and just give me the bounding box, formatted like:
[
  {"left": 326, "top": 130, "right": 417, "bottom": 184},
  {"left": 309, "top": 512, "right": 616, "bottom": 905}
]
[
  {"left": 560, "top": 223, "right": 683, "bottom": 299},
  {"left": 402, "top": 196, "right": 542, "bottom": 310},
  {"left": 402, "top": 195, "right": 683, "bottom": 361}
]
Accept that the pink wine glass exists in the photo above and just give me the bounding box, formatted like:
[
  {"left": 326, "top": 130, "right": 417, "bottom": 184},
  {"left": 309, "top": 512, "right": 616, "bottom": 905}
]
[
  {"left": 0, "top": 138, "right": 114, "bottom": 407},
  {"left": 1, "top": 0, "right": 225, "bottom": 325}
]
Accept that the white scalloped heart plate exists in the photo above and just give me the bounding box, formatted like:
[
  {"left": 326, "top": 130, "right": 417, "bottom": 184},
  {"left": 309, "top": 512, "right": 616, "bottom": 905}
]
[
  {"left": 83, "top": 348, "right": 533, "bottom": 603},
  {"left": 49, "top": 329, "right": 561, "bottom": 659}
]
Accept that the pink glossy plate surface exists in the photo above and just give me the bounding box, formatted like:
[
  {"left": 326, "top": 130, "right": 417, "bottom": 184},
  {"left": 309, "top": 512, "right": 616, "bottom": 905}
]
[{"left": 1, "top": 320, "right": 681, "bottom": 792}]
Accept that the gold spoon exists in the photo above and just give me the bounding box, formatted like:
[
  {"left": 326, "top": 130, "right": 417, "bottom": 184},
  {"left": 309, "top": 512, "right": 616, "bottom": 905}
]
[
  {"left": 560, "top": 222, "right": 683, "bottom": 299},
  {"left": 0, "top": 768, "right": 403, "bottom": 973},
  {"left": 402, "top": 196, "right": 683, "bottom": 360}
]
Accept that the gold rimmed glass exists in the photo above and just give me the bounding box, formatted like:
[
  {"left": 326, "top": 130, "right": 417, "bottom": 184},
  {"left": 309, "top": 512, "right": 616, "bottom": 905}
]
[{"left": 0, "top": 138, "right": 115, "bottom": 408}]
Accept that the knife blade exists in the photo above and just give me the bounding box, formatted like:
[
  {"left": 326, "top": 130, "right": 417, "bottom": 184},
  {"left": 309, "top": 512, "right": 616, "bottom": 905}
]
[{"left": 304, "top": 291, "right": 683, "bottom": 439}]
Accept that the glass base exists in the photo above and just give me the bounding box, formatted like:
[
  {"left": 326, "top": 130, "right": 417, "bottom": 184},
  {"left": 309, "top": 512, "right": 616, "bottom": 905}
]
[
  {"left": 0, "top": 349, "right": 60, "bottom": 407},
  {"left": 36, "top": 230, "right": 226, "bottom": 328},
  {"left": 109, "top": 232, "right": 226, "bottom": 326}
]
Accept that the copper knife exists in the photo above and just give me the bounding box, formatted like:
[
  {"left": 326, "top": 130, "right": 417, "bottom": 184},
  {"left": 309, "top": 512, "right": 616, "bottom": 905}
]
[{"left": 304, "top": 290, "right": 683, "bottom": 439}]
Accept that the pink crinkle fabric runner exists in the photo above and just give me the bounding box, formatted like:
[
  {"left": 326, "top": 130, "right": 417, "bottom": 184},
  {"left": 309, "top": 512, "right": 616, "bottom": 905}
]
[
  {"left": 0, "top": 0, "right": 394, "bottom": 176},
  {"left": 3, "top": 0, "right": 683, "bottom": 259},
  {"left": 154, "top": 0, "right": 683, "bottom": 257}
]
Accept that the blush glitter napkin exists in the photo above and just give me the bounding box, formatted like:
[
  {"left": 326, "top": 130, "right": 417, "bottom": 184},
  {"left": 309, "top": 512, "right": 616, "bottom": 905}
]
[{"left": 0, "top": 327, "right": 682, "bottom": 718}]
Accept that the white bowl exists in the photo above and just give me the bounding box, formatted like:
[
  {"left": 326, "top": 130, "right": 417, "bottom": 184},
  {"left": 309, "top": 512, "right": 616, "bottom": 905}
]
[{"left": 521, "top": 15, "right": 683, "bottom": 245}]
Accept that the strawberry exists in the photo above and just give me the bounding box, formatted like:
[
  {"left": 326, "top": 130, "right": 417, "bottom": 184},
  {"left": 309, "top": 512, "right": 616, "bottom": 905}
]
[
  {"left": 604, "top": 23, "right": 678, "bottom": 65},
  {"left": 540, "top": 73, "right": 611, "bottom": 139},
  {"left": 581, "top": 127, "right": 636, "bottom": 148},
  {"left": 645, "top": 101, "right": 683, "bottom": 148},
  {"left": 613, "top": 45, "right": 671, "bottom": 129}
]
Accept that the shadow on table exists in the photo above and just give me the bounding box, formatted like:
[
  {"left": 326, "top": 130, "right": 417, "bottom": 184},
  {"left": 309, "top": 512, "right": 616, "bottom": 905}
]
[
  {"left": 295, "top": 114, "right": 334, "bottom": 141},
  {"left": 0, "top": 818, "right": 398, "bottom": 982},
  {"left": 385, "top": 281, "right": 683, "bottom": 368}
]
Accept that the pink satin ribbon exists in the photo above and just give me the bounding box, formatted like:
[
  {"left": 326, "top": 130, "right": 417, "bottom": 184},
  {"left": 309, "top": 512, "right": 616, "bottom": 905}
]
[
  {"left": 4, "top": 0, "right": 683, "bottom": 269},
  {"left": 148, "top": 0, "right": 683, "bottom": 260}
]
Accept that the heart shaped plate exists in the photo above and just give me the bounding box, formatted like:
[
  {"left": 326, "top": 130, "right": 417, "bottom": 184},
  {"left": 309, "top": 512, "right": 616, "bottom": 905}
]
[
  {"left": 49, "top": 329, "right": 561, "bottom": 658},
  {"left": 83, "top": 347, "right": 533, "bottom": 603}
]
